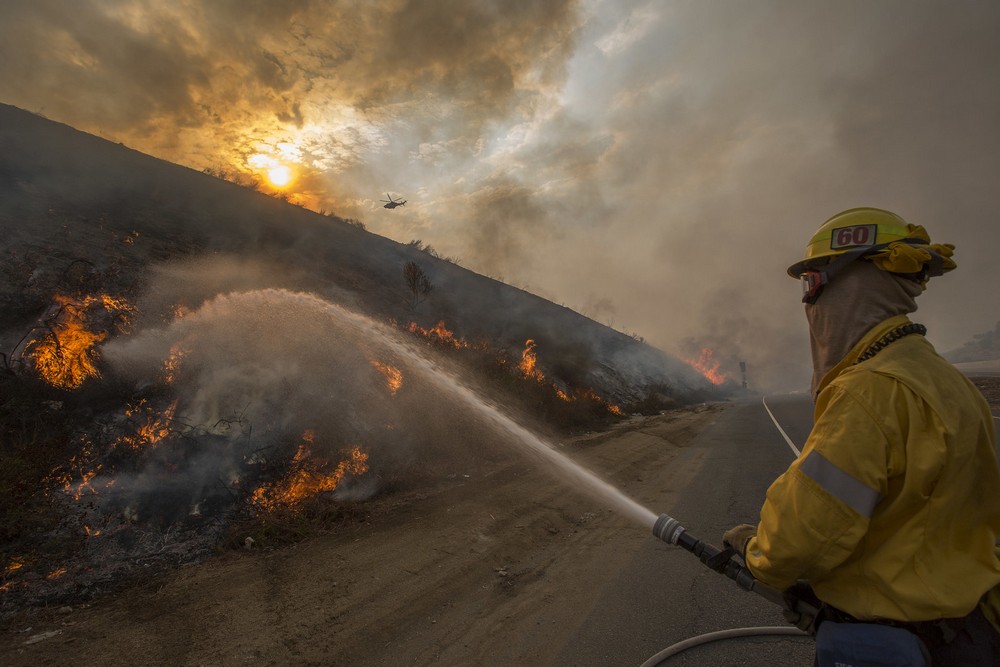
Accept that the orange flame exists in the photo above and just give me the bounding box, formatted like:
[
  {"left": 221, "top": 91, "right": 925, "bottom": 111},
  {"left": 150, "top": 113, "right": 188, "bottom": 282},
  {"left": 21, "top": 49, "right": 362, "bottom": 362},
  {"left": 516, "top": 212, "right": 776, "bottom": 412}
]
[
  {"left": 370, "top": 360, "right": 403, "bottom": 395},
  {"left": 251, "top": 432, "right": 369, "bottom": 512},
  {"left": 162, "top": 343, "right": 189, "bottom": 384},
  {"left": 3, "top": 558, "right": 26, "bottom": 575},
  {"left": 519, "top": 340, "right": 624, "bottom": 414},
  {"left": 29, "top": 316, "right": 106, "bottom": 389},
  {"left": 67, "top": 468, "right": 101, "bottom": 501},
  {"left": 48, "top": 437, "right": 109, "bottom": 502},
  {"left": 27, "top": 294, "right": 134, "bottom": 389},
  {"left": 687, "top": 348, "right": 726, "bottom": 385},
  {"left": 407, "top": 321, "right": 469, "bottom": 349},
  {"left": 117, "top": 399, "right": 177, "bottom": 450},
  {"left": 574, "top": 386, "right": 624, "bottom": 414},
  {"left": 520, "top": 339, "right": 546, "bottom": 382},
  {"left": 46, "top": 567, "right": 67, "bottom": 581}
]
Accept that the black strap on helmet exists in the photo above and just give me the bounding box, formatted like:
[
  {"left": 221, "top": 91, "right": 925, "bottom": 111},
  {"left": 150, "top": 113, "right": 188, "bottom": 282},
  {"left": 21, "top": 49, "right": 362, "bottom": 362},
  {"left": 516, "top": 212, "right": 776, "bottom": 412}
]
[{"left": 802, "top": 237, "right": 941, "bottom": 303}]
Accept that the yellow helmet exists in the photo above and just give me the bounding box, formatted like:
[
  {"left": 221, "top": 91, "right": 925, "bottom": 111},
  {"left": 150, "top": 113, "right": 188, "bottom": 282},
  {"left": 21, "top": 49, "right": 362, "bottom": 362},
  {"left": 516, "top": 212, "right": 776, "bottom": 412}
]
[{"left": 789, "top": 207, "right": 956, "bottom": 303}]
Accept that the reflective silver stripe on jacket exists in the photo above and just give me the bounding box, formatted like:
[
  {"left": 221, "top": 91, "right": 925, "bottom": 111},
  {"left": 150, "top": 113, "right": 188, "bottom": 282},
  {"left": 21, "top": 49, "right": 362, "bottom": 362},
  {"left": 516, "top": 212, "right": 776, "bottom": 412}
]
[{"left": 800, "top": 451, "right": 883, "bottom": 517}]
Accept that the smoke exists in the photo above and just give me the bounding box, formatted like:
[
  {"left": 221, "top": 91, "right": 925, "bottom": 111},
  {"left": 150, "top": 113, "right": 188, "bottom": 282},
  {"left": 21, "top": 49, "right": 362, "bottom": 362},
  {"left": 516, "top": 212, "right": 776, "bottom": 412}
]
[
  {"left": 103, "top": 288, "right": 509, "bottom": 522},
  {"left": 3, "top": 1, "right": 998, "bottom": 393}
]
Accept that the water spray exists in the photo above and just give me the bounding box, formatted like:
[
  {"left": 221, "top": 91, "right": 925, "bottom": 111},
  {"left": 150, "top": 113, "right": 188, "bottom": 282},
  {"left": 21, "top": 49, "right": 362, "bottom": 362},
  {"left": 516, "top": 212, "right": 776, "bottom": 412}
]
[{"left": 130, "top": 290, "right": 814, "bottom": 662}]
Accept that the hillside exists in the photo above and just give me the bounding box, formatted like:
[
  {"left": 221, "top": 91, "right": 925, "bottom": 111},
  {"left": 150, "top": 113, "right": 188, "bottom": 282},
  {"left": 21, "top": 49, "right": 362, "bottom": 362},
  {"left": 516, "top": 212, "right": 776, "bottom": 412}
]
[
  {"left": 0, "top": 103, "right": 724, "bottom": 617},
  {"left": 0, "top": 103, "right": 711, "bottom": 403},
  {"left": 946, "top": 320, "right": 1000, "bottom": 364}
]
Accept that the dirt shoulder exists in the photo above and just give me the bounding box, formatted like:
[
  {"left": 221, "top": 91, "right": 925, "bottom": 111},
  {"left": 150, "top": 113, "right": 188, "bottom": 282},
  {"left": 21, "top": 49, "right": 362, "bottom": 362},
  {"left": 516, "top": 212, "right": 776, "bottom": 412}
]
[{"left": 1, "top": 404, "right": 725, "bottom": 667}]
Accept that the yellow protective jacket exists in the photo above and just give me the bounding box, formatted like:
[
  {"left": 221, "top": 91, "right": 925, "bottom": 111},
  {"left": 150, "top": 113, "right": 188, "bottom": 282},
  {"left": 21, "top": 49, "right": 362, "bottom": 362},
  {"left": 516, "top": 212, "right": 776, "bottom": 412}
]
[{"left": 746, "top": 314, "right": 1000, "bottom": 622}]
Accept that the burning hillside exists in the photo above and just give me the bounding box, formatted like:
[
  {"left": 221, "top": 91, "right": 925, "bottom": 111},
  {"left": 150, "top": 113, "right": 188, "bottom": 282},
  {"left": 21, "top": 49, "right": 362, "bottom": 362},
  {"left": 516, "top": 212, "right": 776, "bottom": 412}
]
[
  {"left": 0, "top": 286, "right": 647, "bottom": 616},
  {"left": 0, "top": 103, "right": 727, "bottom": 617}
]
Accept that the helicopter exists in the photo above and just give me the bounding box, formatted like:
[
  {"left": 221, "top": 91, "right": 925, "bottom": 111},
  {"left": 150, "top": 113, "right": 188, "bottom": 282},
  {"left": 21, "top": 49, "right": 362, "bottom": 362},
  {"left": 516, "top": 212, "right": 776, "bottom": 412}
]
[{"left": 381, "top": 193, "right": 406, "bottom": 209}]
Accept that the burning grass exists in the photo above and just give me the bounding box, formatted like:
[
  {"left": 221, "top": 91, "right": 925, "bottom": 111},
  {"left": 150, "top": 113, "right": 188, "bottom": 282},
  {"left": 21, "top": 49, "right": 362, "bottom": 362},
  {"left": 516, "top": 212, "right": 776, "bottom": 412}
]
[
  {"left": 685, "top": 347, "right": 727, "bottom": 386},
  {"left": 250, "top": 434, "right": 369, "bottom": 512},
  {"left": 211, "top": 436, "right": 376, "bottom": 550},
  {"left": 25, "top": 293, "right": 135, "bottom": 389},
  {"left": 0, "top": 296, "right": 674, "bottom": 620},
  {"left": 402, "top": 321, "right": 629, "bottom": 432}
]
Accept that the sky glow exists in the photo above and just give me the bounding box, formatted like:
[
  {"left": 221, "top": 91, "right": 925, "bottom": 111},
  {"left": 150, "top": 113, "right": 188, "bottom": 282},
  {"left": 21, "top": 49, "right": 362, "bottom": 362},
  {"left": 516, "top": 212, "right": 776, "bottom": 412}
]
[{"left": 2, "top": 0, "right": 998, "bottom": 390}]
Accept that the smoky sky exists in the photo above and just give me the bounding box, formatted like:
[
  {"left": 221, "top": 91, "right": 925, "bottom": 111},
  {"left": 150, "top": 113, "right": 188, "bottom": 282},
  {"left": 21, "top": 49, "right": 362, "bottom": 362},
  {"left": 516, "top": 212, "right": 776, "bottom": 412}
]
[{"left": 2, "top": 0, "right": 998, "bottom": 391}]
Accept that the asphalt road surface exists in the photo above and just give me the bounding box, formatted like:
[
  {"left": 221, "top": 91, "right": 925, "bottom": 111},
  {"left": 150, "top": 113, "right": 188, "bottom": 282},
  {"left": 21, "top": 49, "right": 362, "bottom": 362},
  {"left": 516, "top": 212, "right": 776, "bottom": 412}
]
[{"left": 553, "top": 394, "right": 817, "bottom": 667}]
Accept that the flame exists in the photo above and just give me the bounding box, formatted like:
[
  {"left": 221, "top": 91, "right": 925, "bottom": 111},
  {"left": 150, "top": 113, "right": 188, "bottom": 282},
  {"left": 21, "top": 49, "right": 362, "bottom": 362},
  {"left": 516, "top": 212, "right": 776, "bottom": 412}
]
[
  {"left": 96, "top": 294, "right": 134, "bottom": 315},
  {"left": 574, "top": 386, "right": 624, "bottom": 414},
  {"left": 162, "top": 343, "right": 189, "bottom": 384},
  {"left": 406, "top": 321, "right": 469, "bottom": 349},
  {"left": 29, "top": 315, "right": 106, "bottom": 389},
  {"left": 84, "top": 525, "right": 102, "bottom": 538},
  {"left": 251, "top": 433, "right": 369, "bottom": 512},
  {"left": 45, "top": 567, "right": 67, "bottom": 581},
  {"left": 67, "top": 468, "right": 101, "bottom": 501},
  {"left": 47, "top": 437, "right": 109, "bottom": 502},
  {"left": 687, "top": 348, "right": 726, "bottom": 385},
  {"left": 520, "top": 339, "right": 546, "bottom": 382},
  {"left": 370, "top": 359, "right": 403, "bottom": 395},
  {"left": 3, "top": 558, "right": 26, "bottom": 575},
  {"left": 117, "top": 399, "right": 177, "bottom": 450},
  {"left": 404, "top": 323, "right": 623, "bottom": 416},
  {"left": 27, "top": 294, "right": 134, "bottom": 389},
  {"left": 518, "top": 340, "right": 624, "bottom": 414}
]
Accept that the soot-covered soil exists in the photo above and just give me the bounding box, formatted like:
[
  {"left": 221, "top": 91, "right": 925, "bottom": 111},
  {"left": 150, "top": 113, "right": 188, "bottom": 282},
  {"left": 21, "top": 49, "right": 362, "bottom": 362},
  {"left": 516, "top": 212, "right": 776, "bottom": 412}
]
[{"left": 0, "top": 404, "right": 723, "bottom": 666}]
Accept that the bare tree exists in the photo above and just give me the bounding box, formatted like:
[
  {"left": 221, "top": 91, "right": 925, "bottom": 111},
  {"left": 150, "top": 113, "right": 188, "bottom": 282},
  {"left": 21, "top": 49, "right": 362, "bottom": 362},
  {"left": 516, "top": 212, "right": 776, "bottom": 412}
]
[{"left": 403, "top": 260, "right": 433, "bottom": 310}]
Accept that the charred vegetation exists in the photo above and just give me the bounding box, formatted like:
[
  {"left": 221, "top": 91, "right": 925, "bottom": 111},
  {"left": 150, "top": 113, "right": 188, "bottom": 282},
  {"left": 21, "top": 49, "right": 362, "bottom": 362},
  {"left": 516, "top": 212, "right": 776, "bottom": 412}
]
[{"left": 0, "top": 103, "right": 724, "bottom": 620}]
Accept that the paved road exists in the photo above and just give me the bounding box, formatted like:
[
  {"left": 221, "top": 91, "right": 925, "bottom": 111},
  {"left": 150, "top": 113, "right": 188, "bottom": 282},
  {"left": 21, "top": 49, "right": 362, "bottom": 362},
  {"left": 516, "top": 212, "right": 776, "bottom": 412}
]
[{"left": 553, "top": 395, "right": 816, "bottom": 667}]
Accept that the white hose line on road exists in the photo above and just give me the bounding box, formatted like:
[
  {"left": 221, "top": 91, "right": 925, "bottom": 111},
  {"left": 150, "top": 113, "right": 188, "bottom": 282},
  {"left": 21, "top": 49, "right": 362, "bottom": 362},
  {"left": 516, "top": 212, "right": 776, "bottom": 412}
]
[
  {"left": 639, "top": 626, "right": 810, "bottom": 666},
  {"left": 761, "top": 396, "right": 801, "bottom": 457}
]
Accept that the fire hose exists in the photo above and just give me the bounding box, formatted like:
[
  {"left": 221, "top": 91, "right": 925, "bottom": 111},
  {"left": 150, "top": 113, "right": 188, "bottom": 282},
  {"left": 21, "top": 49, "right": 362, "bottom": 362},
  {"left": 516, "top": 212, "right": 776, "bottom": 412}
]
[{"left": 640, "top": 513, "right": 819, "bottom": 665}]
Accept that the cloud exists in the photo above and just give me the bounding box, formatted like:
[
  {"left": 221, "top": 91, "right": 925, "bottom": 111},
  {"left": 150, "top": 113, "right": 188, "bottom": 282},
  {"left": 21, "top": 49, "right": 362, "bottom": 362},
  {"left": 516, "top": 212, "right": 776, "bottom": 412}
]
[
  {"left": 594, "top": 2, "right": 660, "bottom": 57},
  {"left": 3, "top": 0, "right": 998, "bottom": 392}
]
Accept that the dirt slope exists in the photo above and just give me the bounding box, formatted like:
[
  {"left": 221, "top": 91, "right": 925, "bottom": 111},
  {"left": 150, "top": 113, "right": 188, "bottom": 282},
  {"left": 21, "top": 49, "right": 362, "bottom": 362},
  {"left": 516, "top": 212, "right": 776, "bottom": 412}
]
[{"left": 1, "top": 404, "right": 723, "bottom": 666}]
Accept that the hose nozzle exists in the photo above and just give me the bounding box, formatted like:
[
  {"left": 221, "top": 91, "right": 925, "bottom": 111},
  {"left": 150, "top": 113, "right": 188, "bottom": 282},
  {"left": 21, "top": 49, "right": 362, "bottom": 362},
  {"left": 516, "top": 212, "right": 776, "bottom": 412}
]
[
  {"left": 652, "top": 513, "right": 685, "bottom": 545},
  {"left": 651, "top": 512, "right": 790, "bottom": 610}
]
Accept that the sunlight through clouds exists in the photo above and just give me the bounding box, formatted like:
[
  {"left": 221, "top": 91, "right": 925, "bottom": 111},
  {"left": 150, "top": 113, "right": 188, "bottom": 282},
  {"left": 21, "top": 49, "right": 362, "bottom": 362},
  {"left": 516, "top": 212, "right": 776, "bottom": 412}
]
[{"left": 1, "top": 0, "right": 998, "bottom": 390}]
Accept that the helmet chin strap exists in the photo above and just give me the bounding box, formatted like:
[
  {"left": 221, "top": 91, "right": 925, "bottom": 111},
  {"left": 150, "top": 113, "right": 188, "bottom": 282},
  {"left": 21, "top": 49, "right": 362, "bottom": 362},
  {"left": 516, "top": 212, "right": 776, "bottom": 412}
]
[
  {"left": 802, "top": 237, "right": 934, "bottom": 304},
  {"left": 802, "top": 247, "right": 872, "bottom": 304}
]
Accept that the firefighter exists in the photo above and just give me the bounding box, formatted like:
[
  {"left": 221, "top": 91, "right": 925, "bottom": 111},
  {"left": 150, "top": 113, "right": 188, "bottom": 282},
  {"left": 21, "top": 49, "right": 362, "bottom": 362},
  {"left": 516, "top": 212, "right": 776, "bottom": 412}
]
[{"left": 724, "top": 208, "right": 1000, "bottom": 665}]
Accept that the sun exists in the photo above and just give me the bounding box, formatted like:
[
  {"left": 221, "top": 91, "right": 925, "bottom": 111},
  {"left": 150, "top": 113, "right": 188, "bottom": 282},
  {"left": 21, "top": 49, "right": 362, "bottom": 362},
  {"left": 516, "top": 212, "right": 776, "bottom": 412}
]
[{"left": 267, "top": 165, "right": 293, "bottom": 188}]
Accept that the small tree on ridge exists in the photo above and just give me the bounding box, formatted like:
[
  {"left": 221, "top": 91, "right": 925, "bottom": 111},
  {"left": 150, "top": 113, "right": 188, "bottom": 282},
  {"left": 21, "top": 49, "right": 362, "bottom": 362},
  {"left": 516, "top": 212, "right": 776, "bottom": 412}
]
[{"left": 403, "top": 260, "right": 433, "bottom": 310}]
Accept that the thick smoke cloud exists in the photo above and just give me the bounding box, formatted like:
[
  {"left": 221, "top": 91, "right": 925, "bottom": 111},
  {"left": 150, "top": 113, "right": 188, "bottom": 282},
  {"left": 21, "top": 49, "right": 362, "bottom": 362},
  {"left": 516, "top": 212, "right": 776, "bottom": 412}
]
[
  {"left": 103, "top": 287, "right": 511, "bottom": 519},
  {"left": 2, "top": 0, "right": 998, "bottom": 392}
]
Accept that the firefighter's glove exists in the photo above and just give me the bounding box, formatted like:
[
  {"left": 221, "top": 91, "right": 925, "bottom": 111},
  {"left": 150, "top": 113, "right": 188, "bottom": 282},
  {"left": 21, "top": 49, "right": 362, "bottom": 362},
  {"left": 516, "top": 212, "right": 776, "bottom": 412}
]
[
  {"left": 782, "top": 607, "right": 815, "bottom": 634},
  {"left": 722, "top": 523, "right": 756, "bottom": 559},
  {"left": 782, "top": 581, "right": 820, "bottom": 634}
]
